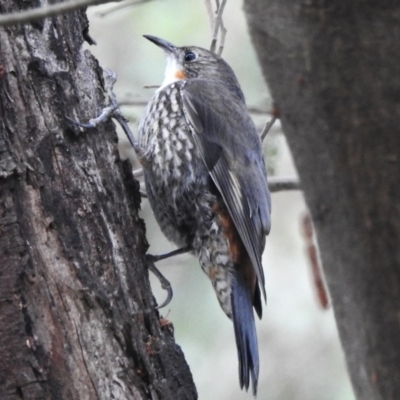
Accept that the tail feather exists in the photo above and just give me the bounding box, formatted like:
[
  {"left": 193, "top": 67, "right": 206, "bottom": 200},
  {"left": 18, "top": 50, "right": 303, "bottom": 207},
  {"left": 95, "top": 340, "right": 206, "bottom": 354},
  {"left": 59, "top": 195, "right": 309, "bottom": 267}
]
[
  {"left": 253, "top": 282, "right": 263, "bottom": 320},
  {"left": 232, "top": 270, "right": 259, "bottom": 396}
]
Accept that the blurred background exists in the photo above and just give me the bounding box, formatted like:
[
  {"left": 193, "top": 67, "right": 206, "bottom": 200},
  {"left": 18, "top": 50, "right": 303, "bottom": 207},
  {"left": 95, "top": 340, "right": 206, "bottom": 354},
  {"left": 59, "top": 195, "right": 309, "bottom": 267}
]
[{"left": 86, "top": 1, "right": 355, "bottom": 399}]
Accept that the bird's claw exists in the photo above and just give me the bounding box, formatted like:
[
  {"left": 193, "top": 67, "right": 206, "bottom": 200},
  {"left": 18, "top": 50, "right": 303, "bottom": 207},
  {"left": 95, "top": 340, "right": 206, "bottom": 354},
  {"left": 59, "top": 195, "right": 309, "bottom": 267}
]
[
  {"left": 146, "top": 254, "right": 173, "bottom": 309},
  {"left": 66, "top": 104, "right": 117, "bottom": 130},
  {"left": 146, "top": 246, "right": 192, "bottom": 309},
  {"left": 66, "top": 116, "right": 97, "bottom": 129}
]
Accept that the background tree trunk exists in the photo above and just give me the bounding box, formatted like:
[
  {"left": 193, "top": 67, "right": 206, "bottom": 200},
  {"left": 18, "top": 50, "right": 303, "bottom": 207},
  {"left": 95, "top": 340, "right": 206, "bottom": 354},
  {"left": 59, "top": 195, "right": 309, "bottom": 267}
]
[
  {"left": 0, "top": 2, "right": 196, "bottom": 399},
  {"left": 244, "top": 2, "right": 400, "bottom": 400}
]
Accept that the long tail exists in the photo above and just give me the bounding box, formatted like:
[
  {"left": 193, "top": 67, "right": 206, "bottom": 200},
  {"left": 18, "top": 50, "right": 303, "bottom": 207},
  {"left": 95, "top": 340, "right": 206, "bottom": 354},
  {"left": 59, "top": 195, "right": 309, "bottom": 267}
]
[{"left": 231, "top": 266, "right": 259, "bottom": 396}]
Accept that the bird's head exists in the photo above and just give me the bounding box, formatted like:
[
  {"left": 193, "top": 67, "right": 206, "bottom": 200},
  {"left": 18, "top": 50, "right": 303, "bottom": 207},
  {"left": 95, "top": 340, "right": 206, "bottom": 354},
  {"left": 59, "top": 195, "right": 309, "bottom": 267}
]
[{"left": 144, "top": 35, "right": 244, "bottom": 99}]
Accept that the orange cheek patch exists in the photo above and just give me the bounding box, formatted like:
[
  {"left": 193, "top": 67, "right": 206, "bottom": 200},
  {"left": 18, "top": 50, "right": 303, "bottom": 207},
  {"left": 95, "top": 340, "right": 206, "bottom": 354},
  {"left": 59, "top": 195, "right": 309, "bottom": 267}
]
[{"left": 175, "top": 69, "right": 187, "bottom": 80}]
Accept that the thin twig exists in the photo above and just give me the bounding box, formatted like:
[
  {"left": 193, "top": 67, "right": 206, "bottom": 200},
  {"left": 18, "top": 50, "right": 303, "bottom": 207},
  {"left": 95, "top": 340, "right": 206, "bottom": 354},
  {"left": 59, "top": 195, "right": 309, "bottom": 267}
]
[
  {"left": 0, "top": 0, "right": 122, "bottom": 28},
  {"left": 118, "top": 99, "right": 270, "bottom": 118},
  {"left": 132, "top": 168, "right": 144, "bottom": 178},
  {"left": 247, "top": 106, "right": 270, "bottom": 115},
  {"left": 260, "top": 116, "right": 277, "bottom": 141},
  {"left": 267, "top": 176, "right": 300, "bottom": 192},
  {"left": 301, "top": 212, "right": 330, "bottom": 309},
  {"left": 95, "top": 0, "right": 151, "bottom": 17},
  {"left": 210, "top": 0, "right": 228, "bottom": 54},
  {"left": 132, "top": 165, "right": 300, "bottom": 193},
  {"left": 217, "top": 20, "right": 227, "bottom": 56},
  {"left": 204, "top": 0, "right": 214, "bottom": 30},
  {"left": 119, "top": 99, "right": 148, "bottom": 107}
]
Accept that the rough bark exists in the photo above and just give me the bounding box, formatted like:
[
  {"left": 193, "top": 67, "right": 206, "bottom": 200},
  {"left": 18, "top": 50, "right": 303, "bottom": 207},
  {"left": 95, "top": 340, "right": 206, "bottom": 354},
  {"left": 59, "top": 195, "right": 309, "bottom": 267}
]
[
  {"left": 0, "top": 2, "right": 196, "bottom": 399},
  {"left": 244, "top": 2, "right": 400, "bottom": 400}
]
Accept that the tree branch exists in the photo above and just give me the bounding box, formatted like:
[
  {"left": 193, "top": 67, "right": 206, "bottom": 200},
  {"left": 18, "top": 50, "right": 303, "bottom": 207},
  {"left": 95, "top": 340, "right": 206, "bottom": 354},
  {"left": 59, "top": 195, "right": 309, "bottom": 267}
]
[
  {"left": 301, "top": 212, "right": 329, "bottom": 310},
  {"left": 0, "top": 0, "right": 147, "bottom": 27},
  {"left": 118, "top": 99, "right": 272, "bottom": 120},
  {"left": 260, "top": 116, "right": 277, "bottom": 141},
  {"left": 204, "top": 0, "right": 215, "bottom": 31},
  {"left": 132, "top": 168, "right": 299, "bottom": 193},
  {"left": 95, "top": 0, "right": 151, "bottom": 17},
  {"left": 247, "top": 106, "right": 270, "bottom": 115},
  {"left": 209, "top": 0, "right": 228, "bottom": 54},
  {"left": 267, "top": 176, "right": 300, "bottom": 192}
]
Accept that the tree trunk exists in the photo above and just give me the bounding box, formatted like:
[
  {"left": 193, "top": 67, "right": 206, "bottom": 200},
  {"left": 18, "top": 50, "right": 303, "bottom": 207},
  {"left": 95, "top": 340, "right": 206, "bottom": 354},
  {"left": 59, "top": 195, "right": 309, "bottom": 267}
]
[
  {"left": 0, "top": 2, "right": 196, "bottom": 399},
  {"left": 244, "top": 2, "right": 400, "bottom": 400}
]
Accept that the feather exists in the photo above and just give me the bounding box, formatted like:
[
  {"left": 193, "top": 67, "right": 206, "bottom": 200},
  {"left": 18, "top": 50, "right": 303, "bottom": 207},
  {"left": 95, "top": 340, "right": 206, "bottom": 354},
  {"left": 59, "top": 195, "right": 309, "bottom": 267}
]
[{"left": 181, "top": 79, "right": 271, "bottom": 302}]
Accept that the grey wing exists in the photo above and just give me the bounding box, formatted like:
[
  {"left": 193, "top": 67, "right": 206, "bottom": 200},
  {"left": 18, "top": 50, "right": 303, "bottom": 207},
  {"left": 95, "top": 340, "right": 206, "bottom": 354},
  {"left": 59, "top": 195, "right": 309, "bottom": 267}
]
[{"left": 181, "top": 79, "right": 271, "bottom": 300}]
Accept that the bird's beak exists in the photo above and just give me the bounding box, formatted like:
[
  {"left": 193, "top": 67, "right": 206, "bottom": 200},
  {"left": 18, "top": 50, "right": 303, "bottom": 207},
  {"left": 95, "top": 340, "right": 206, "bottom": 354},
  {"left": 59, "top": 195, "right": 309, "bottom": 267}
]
[{"left": 143, "top": 35, "right": 176, "bottom": 54}]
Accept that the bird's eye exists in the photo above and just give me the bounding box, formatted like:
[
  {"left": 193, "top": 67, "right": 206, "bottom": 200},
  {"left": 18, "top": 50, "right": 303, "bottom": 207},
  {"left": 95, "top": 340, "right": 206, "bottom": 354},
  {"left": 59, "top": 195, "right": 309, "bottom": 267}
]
[{"left": 184, "top": 51, "right": 196, "bottom": 62}]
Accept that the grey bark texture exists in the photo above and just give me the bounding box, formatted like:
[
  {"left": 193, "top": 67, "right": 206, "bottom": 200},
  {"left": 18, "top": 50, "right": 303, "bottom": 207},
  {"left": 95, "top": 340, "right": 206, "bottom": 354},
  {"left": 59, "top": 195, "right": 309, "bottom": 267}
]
[
  {"left": 244, "top": 2, "right": 400, "bottom": 400},
  {"left": 0, "top": 1, "right": 196, "bottom": 399}
]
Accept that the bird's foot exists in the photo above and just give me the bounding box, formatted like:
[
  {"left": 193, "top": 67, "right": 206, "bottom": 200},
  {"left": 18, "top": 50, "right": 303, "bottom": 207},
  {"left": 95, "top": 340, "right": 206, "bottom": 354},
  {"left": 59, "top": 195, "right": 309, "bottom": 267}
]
[
  {"left": 146, "top": 246, "right": 192, "bottom": 309},
  {"left": 66, "top": 68, "right": 148, "bottom": 164}
]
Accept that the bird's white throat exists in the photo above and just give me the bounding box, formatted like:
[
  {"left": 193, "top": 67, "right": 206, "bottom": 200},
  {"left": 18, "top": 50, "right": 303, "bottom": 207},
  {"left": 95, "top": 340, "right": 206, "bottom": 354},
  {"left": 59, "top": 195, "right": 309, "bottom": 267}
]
[{"left": 158, "top": 56, "right": 185, "bottom": 91}]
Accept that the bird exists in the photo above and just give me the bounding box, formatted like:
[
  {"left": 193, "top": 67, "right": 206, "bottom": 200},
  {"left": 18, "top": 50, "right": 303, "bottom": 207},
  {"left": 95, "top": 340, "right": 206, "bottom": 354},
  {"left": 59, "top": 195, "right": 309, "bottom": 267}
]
[{"left": 138, "top": 35, "right": 271, "bottom": 396}]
